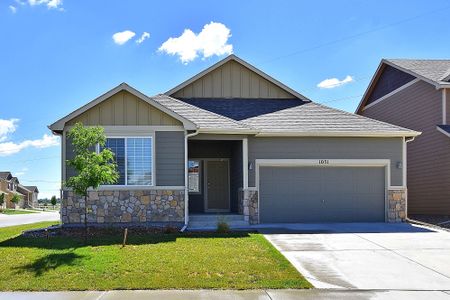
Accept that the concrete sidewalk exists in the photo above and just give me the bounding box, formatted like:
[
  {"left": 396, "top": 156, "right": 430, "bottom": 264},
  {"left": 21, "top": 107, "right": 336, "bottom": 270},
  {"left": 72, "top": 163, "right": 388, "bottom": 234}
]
[
  {"left": 2, "top": 289, "right": 450, "bottom": 300},
  {"left": 0, "top": 211, "right": 59, "bottom": 228}
]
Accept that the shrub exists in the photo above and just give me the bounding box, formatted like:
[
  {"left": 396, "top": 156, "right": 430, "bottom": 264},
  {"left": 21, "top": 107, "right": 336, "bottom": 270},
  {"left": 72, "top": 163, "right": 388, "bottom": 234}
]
[
  {"left": 164, "top": 225, "right": 179, "bottom": 234},
  {"left": 11, "top": 194, "right": 20, "bottom": 205},
  {"left": 217, "top": 220, "right": 230, "bottom": 233}
]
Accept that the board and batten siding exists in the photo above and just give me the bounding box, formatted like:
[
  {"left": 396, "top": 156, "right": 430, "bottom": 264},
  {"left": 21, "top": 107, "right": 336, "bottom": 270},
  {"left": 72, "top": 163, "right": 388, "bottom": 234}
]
[
  {"left": 362, "top": 80, "right": 450, "bottom": 214},
  {"left": 67, "top": 90, "right": 182, "bottom": 126},
  {"left": 248, "top": 137, "right": 404, "bottom": 187},
  {"left": 171, "top": 60, "right": 296, "bottom": 99},
  {"left": 155, "top": 131, "right": 185, "bottom": 186},
  {"left": 366, "top": 65, "right": 415, "bottom": 105}
]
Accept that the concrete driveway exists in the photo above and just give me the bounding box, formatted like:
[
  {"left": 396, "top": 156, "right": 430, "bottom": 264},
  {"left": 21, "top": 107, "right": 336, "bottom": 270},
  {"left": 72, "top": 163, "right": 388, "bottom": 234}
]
[
  {"left": 0, "top": 211, "right": 60, "bottom": 228},
  {"left": 262, "top": 223, "right": 450, "bottom": 290}
]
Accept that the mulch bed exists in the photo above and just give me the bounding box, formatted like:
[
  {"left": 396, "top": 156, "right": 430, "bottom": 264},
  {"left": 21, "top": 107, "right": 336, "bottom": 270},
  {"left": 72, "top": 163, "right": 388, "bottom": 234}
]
[
  {"left": 23, "top": 225, "right": 181, "bottom": 238},
  {"left": 410, "top": 214, "right": 450, "bottom": 230},
  {"left": 22, "top": 225, "right": 252, "bottom": 238}
]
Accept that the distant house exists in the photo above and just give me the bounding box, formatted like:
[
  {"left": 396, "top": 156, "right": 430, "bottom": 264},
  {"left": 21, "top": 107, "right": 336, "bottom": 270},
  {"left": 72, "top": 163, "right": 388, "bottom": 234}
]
[
  {"left": 356, "top": 59, "right": 450, "bottom": 215},
  {"left": 17, "top": 185, "right": 39, "bottom": 208},
  {"left": 49, "top": 55, "right": 419, "bottom": 228},
  {"left": 0, "top": 171, "right": 39, "bottom": 209}
]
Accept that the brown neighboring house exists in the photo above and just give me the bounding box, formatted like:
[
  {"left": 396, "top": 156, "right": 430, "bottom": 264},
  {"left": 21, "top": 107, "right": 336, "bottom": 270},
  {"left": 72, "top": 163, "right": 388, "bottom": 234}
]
[
  {"left": 356, "top": 59, "right": 450, "bottom": 215},
  {"left": 0, "top": 172, "right": 24, "bottom": 208},
  {"left": 0, "top": 172, "right": 39, "bottom": 209},
  {"left": 17, "top": 185, "right": 39, "bottom": 208}
]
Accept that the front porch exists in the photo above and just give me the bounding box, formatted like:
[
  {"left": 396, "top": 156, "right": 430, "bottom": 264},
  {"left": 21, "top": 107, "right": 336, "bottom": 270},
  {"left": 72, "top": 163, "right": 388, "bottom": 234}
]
[{"left": 187, "top": 137, "right": 256, "bottom": 227}]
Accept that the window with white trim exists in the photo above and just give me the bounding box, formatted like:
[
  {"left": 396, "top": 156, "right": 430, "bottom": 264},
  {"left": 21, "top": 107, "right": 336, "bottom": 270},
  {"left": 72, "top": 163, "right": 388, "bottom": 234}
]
[{"left": 101, "top": 137, "right": 153, "bottom": 186}]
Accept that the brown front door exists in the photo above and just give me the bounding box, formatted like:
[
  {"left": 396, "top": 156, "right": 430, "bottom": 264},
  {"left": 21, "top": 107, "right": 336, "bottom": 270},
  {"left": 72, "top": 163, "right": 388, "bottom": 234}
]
[{"left": 205, "top": 160, "right": 230, "bottom": 212}]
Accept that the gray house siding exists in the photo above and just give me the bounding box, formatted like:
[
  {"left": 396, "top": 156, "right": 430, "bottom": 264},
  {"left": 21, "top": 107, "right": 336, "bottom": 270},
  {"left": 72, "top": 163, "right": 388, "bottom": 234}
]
[
  {"left": 248, "top": 137, "right": 403, "bottom": 187},
  {"left": 155, "top": 131, "right": 185, "bottom": 186},
  {"left": 362, "top": 80, "right": 450, "bottom": 214}
]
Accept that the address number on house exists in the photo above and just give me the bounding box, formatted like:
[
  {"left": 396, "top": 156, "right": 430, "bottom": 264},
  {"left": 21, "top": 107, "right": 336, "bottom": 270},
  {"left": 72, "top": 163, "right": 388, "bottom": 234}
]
[{"left": 318, "top": 159, "right": 330, "bottom": 165}]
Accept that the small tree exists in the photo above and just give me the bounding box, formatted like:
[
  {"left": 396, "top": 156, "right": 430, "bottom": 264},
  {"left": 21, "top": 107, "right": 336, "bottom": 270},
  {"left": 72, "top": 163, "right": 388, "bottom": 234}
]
[
  {"left": 11, "top": 194, "right": 21, "bottom": 208},
  {"left": 65, "top": 122, "right": 119, "bottom": 240},
  {"left": 0, "top": 193, "right": 4, "bottom": 211},
  {"left": 50, "top": 195, "right": 57, "bottom": 209}
]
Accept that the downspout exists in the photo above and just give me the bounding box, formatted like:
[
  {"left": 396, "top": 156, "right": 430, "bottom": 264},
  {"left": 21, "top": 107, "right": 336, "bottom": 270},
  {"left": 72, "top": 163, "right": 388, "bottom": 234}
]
[
  {"left": 404, "top": 136, "right": 416, "bottom": 221},
  {"left": 180, "top": 129, "right": 199, "bottom": 232}
]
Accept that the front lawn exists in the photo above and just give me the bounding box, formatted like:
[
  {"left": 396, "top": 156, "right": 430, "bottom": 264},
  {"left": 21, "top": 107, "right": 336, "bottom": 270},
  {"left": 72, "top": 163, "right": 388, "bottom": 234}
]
[
  {"left": 0, "top": 222, "right": 311, "bottom": 291},
  {"left": 1, "top": 209, "right": 38, "bottom": 215}
]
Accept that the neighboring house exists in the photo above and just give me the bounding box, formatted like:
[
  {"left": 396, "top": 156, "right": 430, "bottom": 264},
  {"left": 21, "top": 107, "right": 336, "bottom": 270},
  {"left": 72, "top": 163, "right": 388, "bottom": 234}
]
[
  {"left": 17, "top": 185, "right": 39, "bottom": 208},
  {"left": 0, "top": 172, "right": 25, "bottom": 208},
  {"left": 49, "top": 55, "right": 419, "bottom": 227},
  {"left": 357, "top": 59, "right": 450, "bottom": 215}
]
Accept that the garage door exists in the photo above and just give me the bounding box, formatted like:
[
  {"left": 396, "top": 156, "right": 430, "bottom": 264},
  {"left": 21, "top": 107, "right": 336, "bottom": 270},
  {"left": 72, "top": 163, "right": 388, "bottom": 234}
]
[{"left": 259, "top": 166, "right": 386, "bottom": 223}]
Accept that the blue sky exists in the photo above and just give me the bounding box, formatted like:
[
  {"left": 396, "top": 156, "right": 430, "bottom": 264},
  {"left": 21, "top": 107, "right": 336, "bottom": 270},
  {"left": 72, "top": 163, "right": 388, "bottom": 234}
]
[{"left": 1, "top": 0, "right": 450, "bottom": 198}]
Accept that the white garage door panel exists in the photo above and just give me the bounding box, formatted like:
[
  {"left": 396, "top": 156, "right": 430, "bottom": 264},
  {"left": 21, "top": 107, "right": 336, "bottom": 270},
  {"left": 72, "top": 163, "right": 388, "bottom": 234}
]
[{"left": 259, "top": 166, "right": 386, "bottom": 223}]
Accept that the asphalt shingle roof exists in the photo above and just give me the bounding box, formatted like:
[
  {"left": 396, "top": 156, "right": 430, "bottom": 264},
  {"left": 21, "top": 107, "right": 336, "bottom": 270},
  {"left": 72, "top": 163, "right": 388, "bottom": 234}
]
[
  {"left": 386, "top": 59, "right": 450, "bottom": 85},
  {"left": 178, "top": 98, "right": 305, "bottom": 121},
  {"left": 0, "top": 172, "right": 11, "bottom": 180},
  {"left": 152, "top": 95, "right": 255, "bottom": 132},
  {"left": 240, "top": 102, "right": 418, "bottom": 135}
]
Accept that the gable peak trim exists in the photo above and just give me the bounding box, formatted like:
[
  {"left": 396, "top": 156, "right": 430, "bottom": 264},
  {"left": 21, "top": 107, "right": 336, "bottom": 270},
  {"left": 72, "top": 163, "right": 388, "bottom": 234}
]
[{"left": 165, "top": 54, "right": 311, "bottom": 102}]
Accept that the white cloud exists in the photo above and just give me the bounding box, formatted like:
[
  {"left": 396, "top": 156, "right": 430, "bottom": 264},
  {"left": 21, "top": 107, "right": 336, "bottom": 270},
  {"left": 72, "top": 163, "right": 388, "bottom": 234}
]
[
  {"left": 0, "top": 118, "right": 59, "bottom": 156},
  {"left": 0, "top": 118, "right": 19, "bottom": 142},
  {"left": 136, "top": 32, "right": 150, "bottom": 44},
  {"left": 28, "top": 0, "right": 63, "bottom": 9},
  {"left": 14, "top": 167, "right": 28, "bottom": 176},
  {"left": 0, "top": 134, "right": 59, "bottom": 156},
  {"left": 9, "top": 5, "right": 17, "bottom": 13},
  {"left": 317, "top": 75, "right": 354, "bottom": 89},
  {"left": 159, "top": 22, "right": 233, "bottom": 64},
  {"left": 112, "top": 30, "right": 136, "bottom": 45}
]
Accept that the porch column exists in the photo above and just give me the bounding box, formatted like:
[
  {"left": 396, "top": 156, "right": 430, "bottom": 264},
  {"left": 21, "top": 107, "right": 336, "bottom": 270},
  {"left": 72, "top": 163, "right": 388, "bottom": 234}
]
[{"left": 243, "top": 138, "right": 248, "bottom": 189}]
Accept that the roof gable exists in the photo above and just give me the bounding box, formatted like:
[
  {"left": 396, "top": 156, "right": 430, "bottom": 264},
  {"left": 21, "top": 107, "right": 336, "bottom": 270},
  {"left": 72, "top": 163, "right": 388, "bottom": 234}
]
[
  {"left": 0, "top": 172, "right": 12, "bottom": 180},
  {"left": 49, "top": 83, "right": 196, "bottom": 132},
  {"left": 66, "top": 90, "right": 182, "bottom": 127},
  {"left": 166, "top": 55, "right": 310, "bottom": 101},
  {"left": 356, "top": 59, "right": 450, "bottom": 114},
  {"left": 365, "top": 64, "right": 416, "bottom": 105}
]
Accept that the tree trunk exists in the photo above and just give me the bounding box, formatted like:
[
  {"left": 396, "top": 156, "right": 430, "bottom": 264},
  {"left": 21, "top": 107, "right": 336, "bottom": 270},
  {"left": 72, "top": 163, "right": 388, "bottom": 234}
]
[{"left": 84, "top": 192, "right": 88, "bottom": 245}]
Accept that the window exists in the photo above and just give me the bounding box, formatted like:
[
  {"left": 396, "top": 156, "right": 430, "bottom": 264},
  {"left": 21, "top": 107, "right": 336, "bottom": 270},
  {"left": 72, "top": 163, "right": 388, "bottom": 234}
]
[
  {"left": 101, "top": 137, "right": 153, "bottom": 186},
  {"left": 188, "top": 160, "right": 200, "bottom": 193}
]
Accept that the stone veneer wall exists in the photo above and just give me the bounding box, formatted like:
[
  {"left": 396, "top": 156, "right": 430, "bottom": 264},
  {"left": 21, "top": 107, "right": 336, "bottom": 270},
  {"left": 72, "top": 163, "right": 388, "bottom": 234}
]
[
  {"left": 239, "top": 189, "right": 259, "bottom": 224},
  {"left": 61, "top": 189, "right": 185, "bottom": 225},
  {"left": 387, "top": 188, "right": 407, "bottom": 222}
]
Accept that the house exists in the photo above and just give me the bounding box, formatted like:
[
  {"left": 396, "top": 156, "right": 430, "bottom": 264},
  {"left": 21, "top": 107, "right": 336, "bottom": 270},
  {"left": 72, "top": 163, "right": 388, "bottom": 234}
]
[
  {"left": 0, "top": 172, "right": 24, "bottom": 208},
  {"left": 356, "top": 59, "right": 450, "bottom": 215},
  {"left": 0, "top": 172, "right": 39, "bottom": 209},
  {"left": 49, "top": 55, "right": 419, "bottom": 227},
  {"left": 17, "top": 185, "right": 39, "bottom": 208}
]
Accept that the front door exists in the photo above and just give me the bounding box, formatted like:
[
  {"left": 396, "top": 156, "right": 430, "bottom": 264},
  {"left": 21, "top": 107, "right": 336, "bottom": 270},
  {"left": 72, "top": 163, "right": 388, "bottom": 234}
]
[{"left": 205, "top": 160, "right": 230, "bottom": 212}]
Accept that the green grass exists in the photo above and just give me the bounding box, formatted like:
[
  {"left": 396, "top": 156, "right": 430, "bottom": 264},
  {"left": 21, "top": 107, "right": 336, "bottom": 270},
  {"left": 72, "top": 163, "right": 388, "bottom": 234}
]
[
  {"left": 0, "top": 222, "right": 311, "bottom": 291},
  {"left": 1, "top": 209, "right": 38, "bottom": 215}
]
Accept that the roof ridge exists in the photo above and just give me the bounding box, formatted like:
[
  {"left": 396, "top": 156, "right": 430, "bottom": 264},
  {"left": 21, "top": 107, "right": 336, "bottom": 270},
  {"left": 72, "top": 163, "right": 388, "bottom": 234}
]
[
  {"left": 386, "top": 58, "right": 450, "bottom": 62},
  {"left": 154, "top": 94, "right": 256, "bottom": 130},
  {"left": 241, "top": 101, "right": 308, "bottom": 121}
]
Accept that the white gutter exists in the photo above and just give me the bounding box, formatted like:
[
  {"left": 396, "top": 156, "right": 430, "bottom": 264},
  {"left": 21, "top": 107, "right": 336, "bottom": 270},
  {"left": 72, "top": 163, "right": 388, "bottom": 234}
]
[
  {"left": 180, "top": 129, "right": 199, "bottom": 232},
  {"left": 254, "top": 131, "right": 421, "bottom": 138}
]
